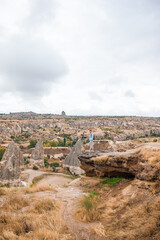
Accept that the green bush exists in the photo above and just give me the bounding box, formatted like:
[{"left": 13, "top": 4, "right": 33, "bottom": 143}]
[
  {"left": 0, "top": 147, "right": 6, "bottom": 161},
  {"left": 44, "top": 157, "right": 49, "bottom": 167},
  {"left": 50, "top": 141, "right": 58, "bottom": 147},
  {"left": 33, "top": 165, "right": 38, "bottom": 170},
  {"left": 153, "top": 139, "right": 157, "bottom": 142},
  {"left": 100, "top": 177, "right": 122, "bottom": 186},
  {"left": 50, "top": 162, "right": 59, "bottom": 168},
  {"left": 24, "top": 156, "right": 30, "bottom": 165},
  {"left": 27, "top": 139, "right": 37, "bottom": 149}
]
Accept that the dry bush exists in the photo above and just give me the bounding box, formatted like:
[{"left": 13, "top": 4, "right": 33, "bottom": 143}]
[
  {"left": 75, "top": 194, "right": 103, "bottom": 222},
  {"left": 31, "top": 198, "right": 58, "bottom": 214},
  {"left": 0, "top": 188, "right": 6, "bottom": 196},
  {"left": 24, "top": 183, "right": 56, "bottom": 194},
  {"left": 1, "top": 194, "right": 29, "bottom": 211},
  {"left": 91, "top": 223, "right": 107, "bottom": 238}
]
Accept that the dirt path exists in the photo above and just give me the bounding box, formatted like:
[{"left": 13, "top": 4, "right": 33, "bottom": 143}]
[
  {"left": 24, "top": 170, "right": 98, "bottom": 240},
  {"left": 54, "top": 180, "right": 97, "bottom": 240}
]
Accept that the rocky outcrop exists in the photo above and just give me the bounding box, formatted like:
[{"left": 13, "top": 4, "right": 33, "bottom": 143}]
[
  {"left": 30, "top": 139, "right": 44, "bottom": 167},
  {"left": 63, "top": 139, "right": 85, "bottom": 175},
  {"left": 78, "top": 143, "right": 160, "bottom": 181},
  {"left": 0, "top": 141, "right": 24, "bottom": 185}
]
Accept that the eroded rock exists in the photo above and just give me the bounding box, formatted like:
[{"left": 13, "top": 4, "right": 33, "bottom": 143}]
[
  {"left": 0, "top": 141, "right": 24, "bottom": 185},
  {"left": 78, "top": 143, "right": 160, "bottom": 181},
  {"left": 30, "top": 139, "right": 44, "bottom": 167},
  {"left": 63, "top": 139, "right": 85, "bottom": 175}
]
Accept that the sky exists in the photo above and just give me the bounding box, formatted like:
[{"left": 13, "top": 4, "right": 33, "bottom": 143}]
[{"left": 0, "top": 0, "right": 160, "bottom": 116}]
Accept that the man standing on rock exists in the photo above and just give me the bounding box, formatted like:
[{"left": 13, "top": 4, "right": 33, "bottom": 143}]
[{"left": 89, "top": 130, "right": 94, "bottom": 152}]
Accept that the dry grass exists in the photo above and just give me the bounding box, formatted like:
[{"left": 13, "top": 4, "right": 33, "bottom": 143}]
[
  {"left": 0, "top": 188, "right": 6, "bottom": 196},
  {"left": 24, "top": 183, "right": 56, "bottom": 194},
  {"left": 0, "top": 195, "right": 74, "bottom": 240},
  {"left": 91, "top": 223, "right": 107, "bottom": 238},
  {"left": 101, "top": 189, "right": 160, "bottom": 240},
  {"left": 31, "top": 198, "right": 58, "bottom": 214},
  {"left": 1, "top": 194, "right": 29, "bottom": 211},
  {"left": 75, "top": 193, "right": 103, "bottom": 222},
  {"left": 77, "top": 177, "right": 160, "bottom": 240},
  {"left": 0, "top": 211, "right": 72, "bottom": 240}
]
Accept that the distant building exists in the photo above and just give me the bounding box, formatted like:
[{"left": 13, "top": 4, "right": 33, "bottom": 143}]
[{"left": 61, "top": 111, "right": 66, "bottom": 116}]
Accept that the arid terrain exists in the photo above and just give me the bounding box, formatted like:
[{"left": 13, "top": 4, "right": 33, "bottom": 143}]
[{"left": 0, "top": 113, "right": 160, "bottom": 239}]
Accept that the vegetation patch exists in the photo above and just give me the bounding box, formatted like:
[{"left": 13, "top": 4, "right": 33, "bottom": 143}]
[
  {"left": 31, "top": 199, "right": 58, "bottom": 214},
  {"left": 27, "top": 139, "right": 37, "bottom": 149},
  {"left": 24, "top": 156, "right": 30, "bottom": 165},
  {"left": 25, "top": 183, "right": 55, "bottom": 194},
  {"left": 100, "top": 177, "right": 122, "bottom": 186},
  {"left": 75, "top": 192, "right": 102, "bottom": 222},
  {"left": 1, "top": 194, "right": 29, "bottom": 211},
  {"left": 0, "top": 188, "right": 6, "bottom": 196},
  {"left": 0, "top": 147, "right": 6, "bottom": 161}
]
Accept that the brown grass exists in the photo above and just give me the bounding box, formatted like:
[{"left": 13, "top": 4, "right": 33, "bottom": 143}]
[
  {"left": 1, "top": 194, "right": 29, "bottom": 211},
  {"left": 75, "top": 194, "right": 103, "bottom": 222},
  {"left": 24, "top": 183, "right": 56, "bottom": 194},
  {"left": 31, "top": 198, "right": 58, "bottom": 214},
  {"left": 76, "top": 177, "right": 160, "bottom": 240},
  {"left": 0, "top": 196, "right": 74, "bottom": 240},
  {"left": 0, "top": 188, "right": 6, "bottom": 196}
]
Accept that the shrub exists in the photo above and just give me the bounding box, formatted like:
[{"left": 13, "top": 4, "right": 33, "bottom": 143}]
[
  {"left": 100, "top": 177, "right": 122, "bottom": 186},
  {"left": 33, "top": 165, "right": 38, "bottom": 170},
  {"left": 24, "top": 156, "right": 30, "bottom": 165},
  {"left": 44, "top": 158, "right": 49, "bottom": 167},
  {"left": 27, "top": 139, "right": 37, "bottom": 149},
  {"left": 0, "top": 147, "right": 6, "bottom": 161},
  {"left": 50, "top": 162, "right": 59, "bottom": 168},
  {"left": 75, "top": 193, "right": 101, "bottom": 222},
  {"left": 153, "top": 139, "right": 157, "bottom": 142},
  {"left": 0, "top": 188, "right": 6, "bottom": 196}
]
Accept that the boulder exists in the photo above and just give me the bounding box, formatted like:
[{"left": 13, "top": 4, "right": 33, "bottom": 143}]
[
  {"left": 78, "top": 143, "right": 160, "bottom": 181},
  {"left": 63, "top": 139, "right": 85, "bottom": 175},
  {"left": 0, "top": 141, "right": 24, "bottom": 185}
]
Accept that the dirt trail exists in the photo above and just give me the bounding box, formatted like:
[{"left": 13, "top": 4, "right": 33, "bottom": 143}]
[{"left": 23, "top": 170, "right": 98, "bottom": 240}]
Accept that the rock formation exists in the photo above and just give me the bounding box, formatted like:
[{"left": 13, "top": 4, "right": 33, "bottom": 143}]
[
  {"left": 78, "top": 143, "right": 160, "bottom": 181},
  {"left": 31, "top": 139, "right": 44, "bottom": 167},
  {"left": 63, "top": 139, "right": 85, "bottom": 175},
  {"left": 0, "top": 141, "right": 24, "bottom": 185}
]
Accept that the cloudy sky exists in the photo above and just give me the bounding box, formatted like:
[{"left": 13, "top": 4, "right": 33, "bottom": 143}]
[{"left": 0, "top": 0, "right": 159, "bottom": 116}]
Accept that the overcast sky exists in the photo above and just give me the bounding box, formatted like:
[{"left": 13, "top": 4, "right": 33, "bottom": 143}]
[{"left": 0, "top": 0, "right": 160, "bottom": 116}]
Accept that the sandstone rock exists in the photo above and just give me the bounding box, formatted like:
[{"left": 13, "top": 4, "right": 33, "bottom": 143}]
[
  {"left": 31, "top": 139, "right": 44, "bottom": 160},
  {"left": 0, "top": 141, "right": 24, "bottom": 184},
  {"left": 63, "top": 139, "right": 85, "bottom": 175},
  {"left": 78, "top": 143, "right": 160, "bottom": 181},
  {"left": 30, "top": 139, "right": 44, "bottom": 167}
]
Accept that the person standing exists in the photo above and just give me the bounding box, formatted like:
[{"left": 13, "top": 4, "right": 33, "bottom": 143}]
[{"left": 89, "top": 130, "right": 94, "bottom": 152}]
